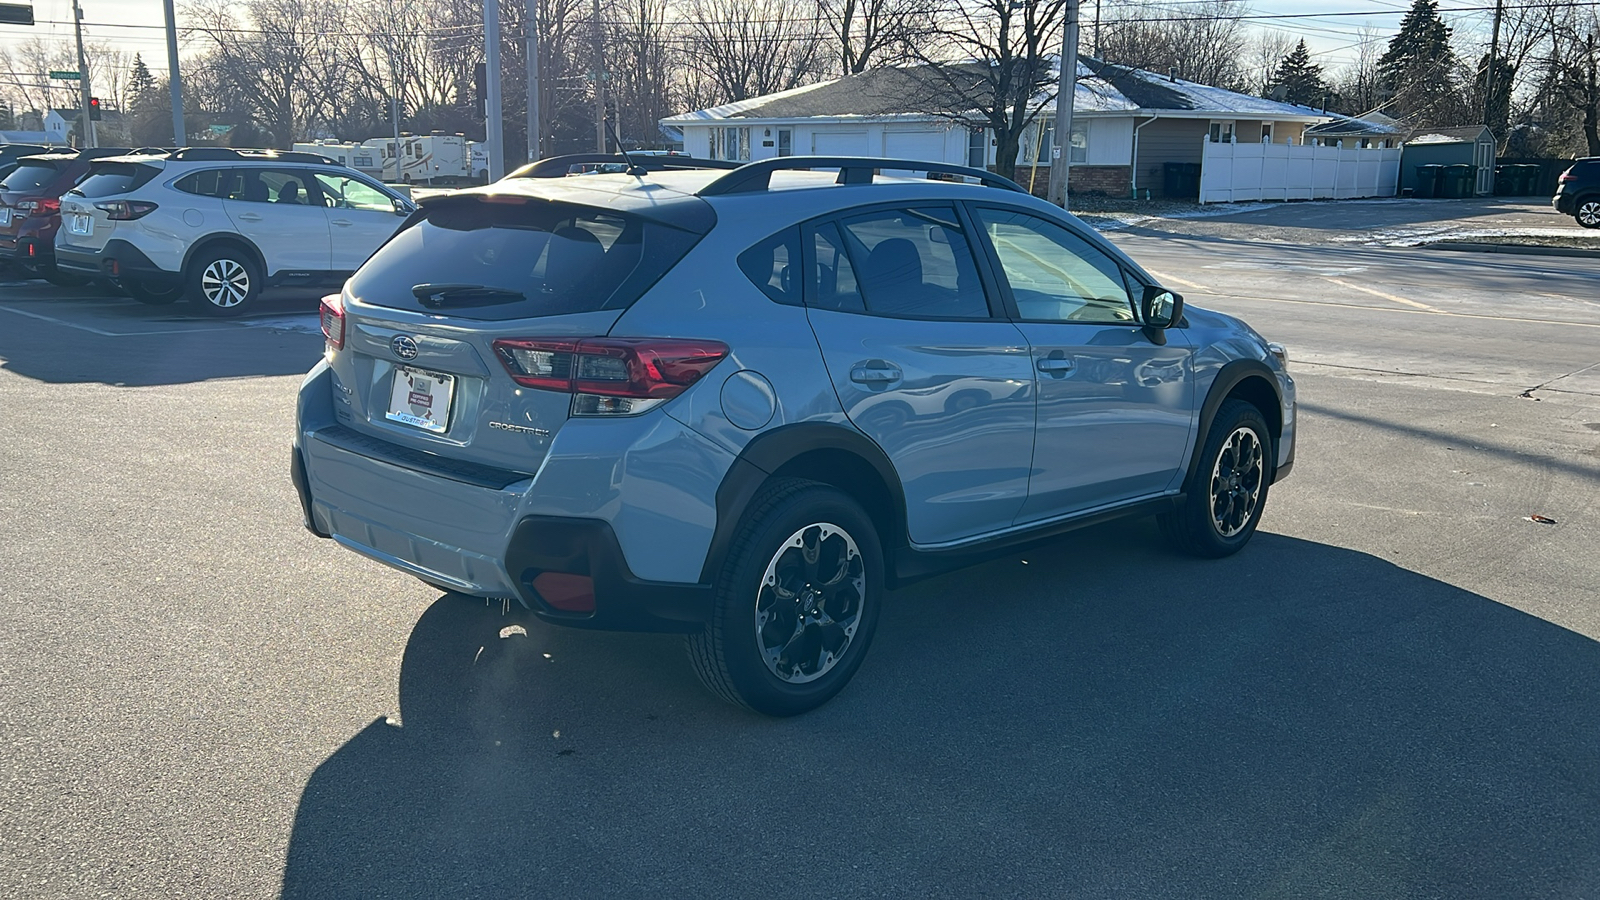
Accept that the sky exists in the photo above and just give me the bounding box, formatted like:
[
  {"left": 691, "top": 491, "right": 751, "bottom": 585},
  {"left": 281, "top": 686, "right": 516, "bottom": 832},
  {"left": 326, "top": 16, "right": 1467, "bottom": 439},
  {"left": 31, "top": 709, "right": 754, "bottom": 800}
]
[{"left": 0, "top": 0, "right": 1505, "bottom": 90}]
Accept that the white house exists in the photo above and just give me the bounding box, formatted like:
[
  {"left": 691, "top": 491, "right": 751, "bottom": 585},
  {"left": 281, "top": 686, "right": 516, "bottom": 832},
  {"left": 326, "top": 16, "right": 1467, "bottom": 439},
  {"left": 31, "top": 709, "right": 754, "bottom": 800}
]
[{"left": 662, "top": 58, "right": 1333, "bottom": 199}]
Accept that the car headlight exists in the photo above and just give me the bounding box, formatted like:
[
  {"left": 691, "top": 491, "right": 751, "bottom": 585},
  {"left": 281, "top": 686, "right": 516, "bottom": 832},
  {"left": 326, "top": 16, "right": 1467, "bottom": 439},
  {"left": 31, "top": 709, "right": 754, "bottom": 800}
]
[{"left": 1267, "top": 342, "right": 1289, "bottom": 370}]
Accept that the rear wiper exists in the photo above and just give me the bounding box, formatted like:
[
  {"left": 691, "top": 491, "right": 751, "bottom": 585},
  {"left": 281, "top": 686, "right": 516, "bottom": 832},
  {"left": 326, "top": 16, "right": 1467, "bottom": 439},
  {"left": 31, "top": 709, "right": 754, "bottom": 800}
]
[{"left": 411, "top": 283, "right": 526, "bottom": 308}]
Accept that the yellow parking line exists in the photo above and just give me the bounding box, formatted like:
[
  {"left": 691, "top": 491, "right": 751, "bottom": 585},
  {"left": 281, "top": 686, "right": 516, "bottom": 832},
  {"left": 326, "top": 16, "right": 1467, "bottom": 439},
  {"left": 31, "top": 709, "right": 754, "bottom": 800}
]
[
  {"left": 1324, "top": 278, "right": 1443, "bottom": 313},
  {"left": 1145, "top": 269, "right": 1206, "bottom": 291}
]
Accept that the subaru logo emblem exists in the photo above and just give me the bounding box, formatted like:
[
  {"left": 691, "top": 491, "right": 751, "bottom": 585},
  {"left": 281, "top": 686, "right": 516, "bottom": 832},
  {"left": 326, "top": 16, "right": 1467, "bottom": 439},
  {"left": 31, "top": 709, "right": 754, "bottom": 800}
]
[{"left": 391, "top": 335, "right": 419, "bottom": 360}]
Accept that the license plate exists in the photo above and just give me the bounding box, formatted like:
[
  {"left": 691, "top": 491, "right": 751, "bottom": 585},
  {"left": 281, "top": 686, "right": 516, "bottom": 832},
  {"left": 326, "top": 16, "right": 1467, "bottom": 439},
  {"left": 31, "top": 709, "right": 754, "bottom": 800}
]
[
  {"left": 385, "top": 365, "right": 454, "bottom": 433},
  {"left": 70, "top": 214, "right": 92, "bottom": 235}
]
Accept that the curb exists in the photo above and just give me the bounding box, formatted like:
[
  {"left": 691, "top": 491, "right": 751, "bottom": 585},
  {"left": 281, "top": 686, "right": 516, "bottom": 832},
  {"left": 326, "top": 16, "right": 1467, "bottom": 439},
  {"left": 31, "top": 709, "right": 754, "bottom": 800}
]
[{"left": 1424, "top": 241, "right": 1600, "bottom": 259}]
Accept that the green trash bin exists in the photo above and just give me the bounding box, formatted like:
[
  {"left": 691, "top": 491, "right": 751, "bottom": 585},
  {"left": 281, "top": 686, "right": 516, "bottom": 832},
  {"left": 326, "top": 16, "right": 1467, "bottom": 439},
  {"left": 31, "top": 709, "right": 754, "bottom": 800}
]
[
  {"left": 1414, "top": 165, "right": 1443, "bottom": 199},
  {"left": 1520, "top": 164, "right": 1543, "bottom": 196},
  {"left": 1442, "top": 163, "right": 1472, "bottom": 198},
  {"left": 1493, "top": 165, "right": 1513, "bottom": 196}
]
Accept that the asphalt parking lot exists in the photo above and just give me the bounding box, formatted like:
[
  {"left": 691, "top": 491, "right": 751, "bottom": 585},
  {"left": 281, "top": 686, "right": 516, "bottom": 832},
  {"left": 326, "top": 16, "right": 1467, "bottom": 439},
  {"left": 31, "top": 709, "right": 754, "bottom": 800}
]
[{"left": 1, "top": 223, "right": 1598, "bottom": 898}]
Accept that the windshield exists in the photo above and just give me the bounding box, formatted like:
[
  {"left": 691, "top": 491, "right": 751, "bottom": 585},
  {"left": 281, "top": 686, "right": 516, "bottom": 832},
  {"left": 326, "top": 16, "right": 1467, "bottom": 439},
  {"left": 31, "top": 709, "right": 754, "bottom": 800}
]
[
  {"left": 347, "top": 199, "right": 702, "bottom": 321},
  {"left": 71, "top": 163, "right": 161, "bottom": 198},
  {"left": 1, "top": 162, "right": 63, "bottom": 193}
]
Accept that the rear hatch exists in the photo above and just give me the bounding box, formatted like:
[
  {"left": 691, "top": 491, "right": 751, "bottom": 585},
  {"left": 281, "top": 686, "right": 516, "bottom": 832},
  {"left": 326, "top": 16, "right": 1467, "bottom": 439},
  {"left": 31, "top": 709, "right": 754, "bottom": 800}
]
[
  {"left": 327, "top": 192, "right": 709, "bottom": 474},
  {"left": 58, "top": 159, "right": 165, "bottom": 252},
  {"left": 0, "top": 159, "right": 67, "bottom": 244}
]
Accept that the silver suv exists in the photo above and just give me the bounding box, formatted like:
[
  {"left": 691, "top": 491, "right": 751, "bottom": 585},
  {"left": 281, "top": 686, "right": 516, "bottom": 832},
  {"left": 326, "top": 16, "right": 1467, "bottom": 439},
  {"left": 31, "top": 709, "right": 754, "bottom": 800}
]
[
  {"left": 292, "top": 155, "right": 1297, "bottom": 715},
  {"left": 55, "top": 147, "right": 416, "bottom": 314}
]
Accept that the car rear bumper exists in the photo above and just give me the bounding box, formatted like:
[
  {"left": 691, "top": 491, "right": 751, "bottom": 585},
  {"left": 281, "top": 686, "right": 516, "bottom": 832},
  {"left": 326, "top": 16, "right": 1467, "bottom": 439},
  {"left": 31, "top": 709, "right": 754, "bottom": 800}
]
[
  {"left": 293, "top": 362, "right": 726, "bottom": 633},
  {"left": 56, "top": 239, "right": 177, "bottom": 284}
]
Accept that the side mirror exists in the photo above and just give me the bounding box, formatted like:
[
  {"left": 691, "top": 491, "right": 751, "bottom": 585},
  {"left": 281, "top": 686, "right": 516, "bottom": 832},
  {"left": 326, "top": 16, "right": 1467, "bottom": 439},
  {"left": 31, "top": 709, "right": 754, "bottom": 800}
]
[
  {"left": 393, "top": 197, "right": 415, "bottom": 216},
  {"left": 1140, "top": 286, "right": 1183, "bottom": 345}
]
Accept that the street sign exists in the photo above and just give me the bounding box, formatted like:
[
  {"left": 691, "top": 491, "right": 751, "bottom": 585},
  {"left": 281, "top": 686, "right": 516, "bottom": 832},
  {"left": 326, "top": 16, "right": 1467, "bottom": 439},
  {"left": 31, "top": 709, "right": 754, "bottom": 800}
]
[{"left": 49, "top": 70, "right": 81, "bottom": 80}]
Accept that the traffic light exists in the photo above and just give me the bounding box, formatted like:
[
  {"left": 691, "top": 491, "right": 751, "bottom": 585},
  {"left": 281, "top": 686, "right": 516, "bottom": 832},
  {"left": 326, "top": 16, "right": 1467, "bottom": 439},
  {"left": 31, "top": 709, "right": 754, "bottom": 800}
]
[
  {"left": 88, "top": 97, "right": 101, "bottom": 120},
  {"left": 473, "top": 63, "right": 486, "bottom": 117}
]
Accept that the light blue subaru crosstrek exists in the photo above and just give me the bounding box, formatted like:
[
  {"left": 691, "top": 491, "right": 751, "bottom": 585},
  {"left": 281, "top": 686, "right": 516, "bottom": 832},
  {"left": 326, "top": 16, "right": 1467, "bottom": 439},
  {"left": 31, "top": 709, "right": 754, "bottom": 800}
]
[{"left": 292, "top": 155, "right": 1296, "bottom": 716}]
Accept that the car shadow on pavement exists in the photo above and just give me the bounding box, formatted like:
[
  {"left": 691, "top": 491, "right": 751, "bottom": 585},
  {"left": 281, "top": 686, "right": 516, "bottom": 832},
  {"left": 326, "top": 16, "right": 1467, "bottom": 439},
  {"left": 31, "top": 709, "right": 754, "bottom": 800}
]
[{"left": 280, "top": 523, "right": 1600, "bottom": 899}]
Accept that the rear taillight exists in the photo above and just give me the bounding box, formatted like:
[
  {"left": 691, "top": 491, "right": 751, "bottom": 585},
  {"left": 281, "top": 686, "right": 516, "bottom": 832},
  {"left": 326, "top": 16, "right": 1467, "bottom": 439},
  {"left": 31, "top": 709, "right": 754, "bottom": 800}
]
[
  {"left": 17, "top": 198, "right": 59, "bottom": 216},
  {"left": 493, "top": 337, "right": 728, "bottom": 416},
  {"left": 320, "top": 294, "right": 345, "bottom": 350},
  {"left": 94, "top": 200, "right": 159, "bottom": 220},
  {"left": 1558, "top": 170, "right": 1576, "bottom": 183}
]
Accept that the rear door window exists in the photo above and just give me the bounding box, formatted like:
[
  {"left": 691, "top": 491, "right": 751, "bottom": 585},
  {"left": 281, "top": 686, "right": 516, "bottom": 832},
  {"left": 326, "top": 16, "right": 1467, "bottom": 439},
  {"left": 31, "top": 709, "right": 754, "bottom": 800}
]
[
  {"left": 347, "top": 198, "right": 703, "bottom": 321},
  {"left": 835, "top": 205, "right": 992, "bottom": 319},
  {"left": 1, "top": 162, "right": 64, "bottom": 192},
  {"left": 71, "top": 163, "right": 161, "bottom": 198},
  {"left": 174, "top": 168, "right": 229, "bottom": 198}
]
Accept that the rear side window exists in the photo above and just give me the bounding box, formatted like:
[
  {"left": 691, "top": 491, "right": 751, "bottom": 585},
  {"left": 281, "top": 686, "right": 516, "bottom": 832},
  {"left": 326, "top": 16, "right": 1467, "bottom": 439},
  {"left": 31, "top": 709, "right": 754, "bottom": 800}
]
[
  {"left": 1, "top": 162, "right": 63, "bottom": 192},
  {"left": 72, "top": 163, "right": 161, "bottom": 198},
  {"left": 174, "top": 169, "right": 229, "bottom": 198},
  {"left": 738, "top": 227, "right": 800, "bottom": 305},
  {"left": 836, "top": 206, "right": 991, "bottom": 319},
  {"left": 348, "top": 199, "right": 703, "bottom": 321}
]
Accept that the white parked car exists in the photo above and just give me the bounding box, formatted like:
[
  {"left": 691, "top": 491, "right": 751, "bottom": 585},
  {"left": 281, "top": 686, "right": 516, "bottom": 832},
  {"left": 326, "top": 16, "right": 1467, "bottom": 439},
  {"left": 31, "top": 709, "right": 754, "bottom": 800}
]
[{"left": 55, "top": 147, "right": 417, "bottom": 315}]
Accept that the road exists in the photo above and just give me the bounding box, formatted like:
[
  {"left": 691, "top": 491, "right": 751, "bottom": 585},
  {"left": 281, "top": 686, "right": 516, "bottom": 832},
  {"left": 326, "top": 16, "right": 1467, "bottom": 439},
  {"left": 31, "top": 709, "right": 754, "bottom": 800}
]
[{"left": 1, "top": 222, "right": 1597, "bottom": 898}]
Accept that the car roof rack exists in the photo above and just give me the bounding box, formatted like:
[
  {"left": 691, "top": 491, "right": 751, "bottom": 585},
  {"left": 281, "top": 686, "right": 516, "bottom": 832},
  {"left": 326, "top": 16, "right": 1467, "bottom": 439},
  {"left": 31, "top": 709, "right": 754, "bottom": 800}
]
[
  {"left": 697, "top": 156, "right": 1028, "bottom": 196},
  {"left": 166, "top": 147, "right": 340, "bottom": 165},
  {"left": 507, "top": 153, "right": 743, "bottom": 179}
]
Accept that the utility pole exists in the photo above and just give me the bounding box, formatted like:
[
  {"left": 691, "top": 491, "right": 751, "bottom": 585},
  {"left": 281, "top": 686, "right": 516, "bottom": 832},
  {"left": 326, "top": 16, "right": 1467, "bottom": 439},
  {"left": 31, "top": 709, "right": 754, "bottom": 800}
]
[
  {"left": 1484, "top": 0, "right": 1504, "bottom": 134},
  {"left": 526, "top": 0, "right": 540, "bottom": 161},
  {"left": 1048, "top": 0, "right": 1080, "bottom": 208},
  {"left": 162, "top": 0, "right": 184, "bottom": 145},
  {"left": 484, "top": 0, "right": 505, "bottom": 180},
  {"left": 591, "top": 0, "right": 605, "bottom": 152},
  {"left": 70, "top": 0, "right": 95, "bottom": 148},
  {"left": 386, "top": 35, "right": 402, "bottom": 181}
]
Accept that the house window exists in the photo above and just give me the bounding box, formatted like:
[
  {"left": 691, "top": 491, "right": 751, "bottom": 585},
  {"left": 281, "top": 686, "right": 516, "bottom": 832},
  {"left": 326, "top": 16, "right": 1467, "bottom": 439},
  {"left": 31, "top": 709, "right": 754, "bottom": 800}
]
[
  {"left": 716, "top": 126, "right": 750, "bottom": 161},
  {"left": 1209, "top": 121, "right": 1235, "bottom": 143},
  {"left": 777, "top": 129, "right": 792, "bottom": 157},
  {"left": 968, "top": 127, "right": 986, "bottom": 168},
  {"left": 1261, "top": 123, "right": 1273, "bottom": 142},
  {"left": 1069, "top": 120, "right": 1087, "bottom": 164}
]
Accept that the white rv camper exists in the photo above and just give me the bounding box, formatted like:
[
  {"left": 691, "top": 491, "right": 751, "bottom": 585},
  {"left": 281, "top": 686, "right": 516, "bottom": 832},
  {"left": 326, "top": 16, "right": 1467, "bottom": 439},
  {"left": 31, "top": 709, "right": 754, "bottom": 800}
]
[
  {"left": 359, "top": 133, "right": 469, "bottom": 184},
  {"left": 290, "top": 141, "right": 381, "bottom": 179}
]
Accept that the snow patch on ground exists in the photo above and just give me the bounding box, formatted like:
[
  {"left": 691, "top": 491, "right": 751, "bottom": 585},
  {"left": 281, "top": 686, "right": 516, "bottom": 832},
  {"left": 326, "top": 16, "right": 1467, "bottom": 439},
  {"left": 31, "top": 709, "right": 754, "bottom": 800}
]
[
  {"left": 239, "top": 313, "right": 323, "bottom": 335},
  {"left": 1335, "top": 225, "right": 1600, "bottom": 247}
]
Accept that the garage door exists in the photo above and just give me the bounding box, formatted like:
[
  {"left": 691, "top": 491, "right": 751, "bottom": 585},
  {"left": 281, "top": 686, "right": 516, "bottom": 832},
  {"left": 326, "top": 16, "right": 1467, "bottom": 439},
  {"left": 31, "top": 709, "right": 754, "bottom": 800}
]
[
  {"left": 812, "top": 131, "right": 868, "bottom": 155},
  {"left": 883, "top": 130, "right": 946, "bottom": 164}
]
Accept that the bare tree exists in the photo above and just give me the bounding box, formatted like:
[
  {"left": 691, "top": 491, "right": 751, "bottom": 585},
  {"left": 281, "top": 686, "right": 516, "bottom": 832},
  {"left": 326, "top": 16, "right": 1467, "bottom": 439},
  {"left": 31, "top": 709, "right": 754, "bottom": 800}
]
[
  {"left": 606, "top": 0, "right": 677, "bottom": 145},
  {"left": 1245, "top": 31, "right": 1296, "bottom": 96},
  {"left": 681, "top": 0, "right": 830, "bottom": 104},
  {"left": 1096, "top": 0, "right": 1251, "bottom": 91},
  {"left": 819, "top": 0, "right": 930, "bottom": 75},
  {"left": 909, "top": 0, "right": 1068, "bottom": 181}
]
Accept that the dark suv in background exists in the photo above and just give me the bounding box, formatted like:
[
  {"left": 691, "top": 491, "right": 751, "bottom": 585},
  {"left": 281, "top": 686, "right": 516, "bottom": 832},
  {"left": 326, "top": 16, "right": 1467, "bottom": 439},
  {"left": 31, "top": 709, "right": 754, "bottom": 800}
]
[
  {"left": 1554, "top": 157, "right": 1599, "bottom": 228},
  {"left": 0, "top": 148, "right": 130, "bottom": 284}
]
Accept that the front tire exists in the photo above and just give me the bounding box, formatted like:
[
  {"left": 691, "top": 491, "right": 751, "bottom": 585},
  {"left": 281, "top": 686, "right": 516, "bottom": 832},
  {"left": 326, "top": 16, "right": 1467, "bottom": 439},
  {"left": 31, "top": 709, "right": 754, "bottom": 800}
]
[
  {"left": 687, "top": 478, "right": 883, "bottom": 716},
  {"left": 1575, "top": 199, "right": 1600, "bottom": 229},
  {"left": 187, "top": 246, "right": 261, "bottom": 316},
  {"left": 1160, "top": 398, "right": 1273, "bottom": 558}
]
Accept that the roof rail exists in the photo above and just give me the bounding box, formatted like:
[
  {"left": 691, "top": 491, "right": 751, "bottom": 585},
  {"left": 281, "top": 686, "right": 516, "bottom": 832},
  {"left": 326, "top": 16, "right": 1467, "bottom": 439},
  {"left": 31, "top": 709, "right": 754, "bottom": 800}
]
[
  {"left": 506, "top": 153, "right": 743, "bottom": 179},
  {"left": 166, "top": 147, "right": 340, "bottom": 165},
  {"left": 697, "top": 156, "right": 1028, "bottom": 196}
]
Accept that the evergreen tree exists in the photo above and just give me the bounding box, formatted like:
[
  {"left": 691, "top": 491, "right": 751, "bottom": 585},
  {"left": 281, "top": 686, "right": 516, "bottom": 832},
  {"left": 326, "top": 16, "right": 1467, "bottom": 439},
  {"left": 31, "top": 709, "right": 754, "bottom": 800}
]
[
  {"left": 129, "top": 54, "right": 155, "bottom": 105},
  {"left": 1271, "top": 40, "right": 1325, "bottom": 106},
  {"left": 1377, "top": 0, "right": 1455, "bottom": 120}
]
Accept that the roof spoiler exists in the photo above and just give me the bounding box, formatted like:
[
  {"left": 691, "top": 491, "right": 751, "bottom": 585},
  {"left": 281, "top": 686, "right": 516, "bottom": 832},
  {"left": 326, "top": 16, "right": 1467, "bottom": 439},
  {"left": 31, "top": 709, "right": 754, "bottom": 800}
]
[{"left": 697, "top": 156, "right": 1028, "bottom": 196}]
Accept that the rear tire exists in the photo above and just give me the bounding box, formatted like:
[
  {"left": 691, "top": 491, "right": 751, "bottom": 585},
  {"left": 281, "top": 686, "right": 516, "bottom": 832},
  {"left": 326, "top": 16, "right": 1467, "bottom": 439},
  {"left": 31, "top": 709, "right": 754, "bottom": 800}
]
[
  {"left": 187, "top": 245, "right": 261, "bottom": 316},
  {"left": 1159, "top": 398, "right": 1273, "bottom": 558},
  {"left": 122, "top": 278, "right": 183, "bottom": 305},
  {"left": 1575, "top": 199, "right": 1600, "bottom": 229},
  {"left": 687, "top": 478, "right": 883, "bottom": 716}
]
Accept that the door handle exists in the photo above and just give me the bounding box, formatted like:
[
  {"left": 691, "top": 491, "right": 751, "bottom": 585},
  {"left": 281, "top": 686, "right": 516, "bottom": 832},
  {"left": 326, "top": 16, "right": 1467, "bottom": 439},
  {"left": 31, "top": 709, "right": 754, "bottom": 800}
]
[
  {"left": 849, "top": 361, "right": 902, "bottom": 384},
  {"left": 331, "top": 219, "right": 353, "bottom": 227},
  {"left": 1036, "top": 357, "right": 1075, "bottom": 374},
  {"left": 236, "top": 212, "right": 263, "bottom": 222}
]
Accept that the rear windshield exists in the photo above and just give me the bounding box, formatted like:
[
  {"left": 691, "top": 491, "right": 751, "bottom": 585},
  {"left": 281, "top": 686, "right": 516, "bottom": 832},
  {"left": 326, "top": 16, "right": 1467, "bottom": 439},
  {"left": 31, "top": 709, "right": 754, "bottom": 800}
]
[
  {"left": 347, "top": 199, "right": 702, "bottom": 321},
  {"left": 71, "top": 163, "right": 161, "bottom": 198},
  {"left": 1, "top": 162, "right": 63, "bottom": 193}
]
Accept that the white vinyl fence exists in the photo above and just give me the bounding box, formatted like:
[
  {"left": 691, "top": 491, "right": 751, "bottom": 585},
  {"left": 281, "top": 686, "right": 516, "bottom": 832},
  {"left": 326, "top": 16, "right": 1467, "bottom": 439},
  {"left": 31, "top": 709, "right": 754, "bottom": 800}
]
[{"left": 1199, "top": 138, "right": 1401, "bottom": 204}]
